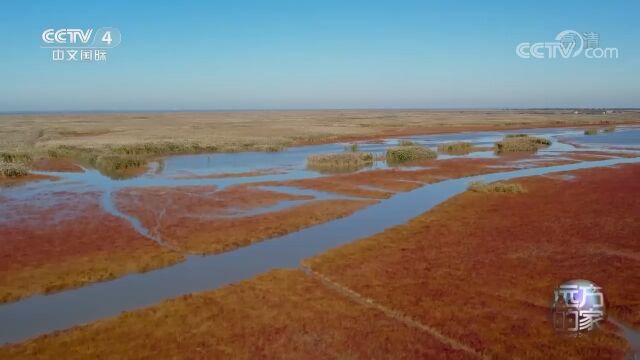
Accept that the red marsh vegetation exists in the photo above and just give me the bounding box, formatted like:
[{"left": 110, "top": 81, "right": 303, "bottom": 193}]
[
  {"left": 115, "top": 185, "right": 375, "bottom": 254},
  {"left": 0, "top": 192, "right": 183, "bottom": 303},
  {"left": 270, "top": 157, "right": 531, "bottom": 199},
  {"left": 0, "top": 173, "right": 59, "bottom": 187},
  {"left": 0, "top": 269, "right": 476, "bottom": 359},
  {"left": 306, "top": 164, "right": 640, "bottom": 358},
  {"left": 28, "top": 159, "right": 84, "bottom": 172}
]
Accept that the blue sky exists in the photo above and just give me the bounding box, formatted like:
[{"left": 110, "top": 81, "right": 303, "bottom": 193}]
[{"left": 0, "top": 0, "right": 638, "bottom": 111}]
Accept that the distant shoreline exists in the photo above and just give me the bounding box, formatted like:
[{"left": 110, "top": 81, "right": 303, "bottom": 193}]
[{"left": 2, "top": 108, "right": 640, "bottom": 116}]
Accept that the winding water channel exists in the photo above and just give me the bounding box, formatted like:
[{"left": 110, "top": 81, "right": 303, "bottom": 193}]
[{"left": 1, "top": 127, "right": 639, "bottom": 344}]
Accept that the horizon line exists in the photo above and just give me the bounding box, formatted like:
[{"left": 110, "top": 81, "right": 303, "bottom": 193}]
[{"left": 2, "top": 107, "right": 639, "bottom": 116}]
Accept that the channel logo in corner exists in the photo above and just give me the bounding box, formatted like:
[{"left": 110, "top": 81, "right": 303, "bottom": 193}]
[
  {"left": 41, "top": 27, "right": 122, "bottom": 62},
  {"left": 516, "top": 30, "right": 619, "bottom": 59},
  {"left": 551, "top": 279, "right": 606, "bottom": 336}
]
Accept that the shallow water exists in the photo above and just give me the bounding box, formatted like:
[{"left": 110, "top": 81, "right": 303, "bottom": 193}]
[
  {"left": 0, "top": 129, "right": 604, "bottom": 196},
  {"left": 563, "top": 127, "right": 640, "bottom": 148},
  {"left": 1, "top": 127, "right": 639, "bottom": 344},
  {"left": 1, "top": 127, "right": 635, "bottom": 204},
  {"left": 1, "top": 157, "right": 639, "bottom": 344}
]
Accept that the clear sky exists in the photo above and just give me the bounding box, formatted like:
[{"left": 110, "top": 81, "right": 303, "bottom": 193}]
[{"left": 0, "top": 0, "right": 638, "bottom": 112}]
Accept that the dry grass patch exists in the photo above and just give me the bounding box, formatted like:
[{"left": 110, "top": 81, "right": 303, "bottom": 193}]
[
  {"left": 437, "top": 142, "right": 475, "bottom": 154},
  {"left": 0, "top": 151, "right": 32, "bottom": 163},
  {"left": 494, "top": 135, "right": 551, "bottom": 153},
  {"left": 468, "top": 181, "right": 526, "bottom": 193},
  {"left": 584, "top": 128, "right": 599, "bottom": 135},
  {"left": 306, "top": 152, "right": 374, "bottom": 173},
  {"left": 0, "top": 161, "right": 28, "bottom": 178},
  {"left": 386, "top": 145, "right": 437, "bottom": 163},
  {"left": 0, "top": 151, "right": 33, "bottom": 178}
]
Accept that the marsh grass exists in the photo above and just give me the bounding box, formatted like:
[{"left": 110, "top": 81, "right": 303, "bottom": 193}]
[
  {"left": 0, "top": 161, "right": 28, "bottom": 178},
  {"left": 584, "top": 128, "right": 598, "bottom": 135},
  {"left": 47, "top": 145, "right": 100, "bottom": 165},
  {"left": 494, "top": 135, "right": 551, "bottom": 153},
  {"left": 46, "top": 145, "right": 147, "bottom": 179},
  {"left": 528, "top": 136, "right": 551, "bottom": 145},
  {"left": 307, "top": 152, "right": 374, "bottom": 172},
  {"left": 398, "top": 140, "right": 417, "bottom": 146},
  {"left": 110, "top": 142, "right": 213, "bottom": 156},
  {"left": 107, "top": 141, "right": 287, "bottom": 155},
  {"left": 42, "top": 140, "right": 286, "bottom": 179},
  {"left": 95, "top": 155, "right": 146, "bottom": 172},
  {"left": 504, "top": 134, "right": 529, "bottom": 138},
  {"left": 344, "top": 143, "right": 360, "bottom": 152},
  {"left": 468, "top": 181, "right": 526, "bottom": 193},
  {"left": 437, "top": 142, "right": 473, "bottom": 154},
  {"left": 385, "top": 146, "right": 437, "bottom": 163},
  {"left": 0, "top": 152, "right": 32, "bottom": 163},
  {"left": 603, "top": 126, "right": 616, "bottom": 133},
  {"left": 0, "top": 152, "right": 33, "bottom": 178}
]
